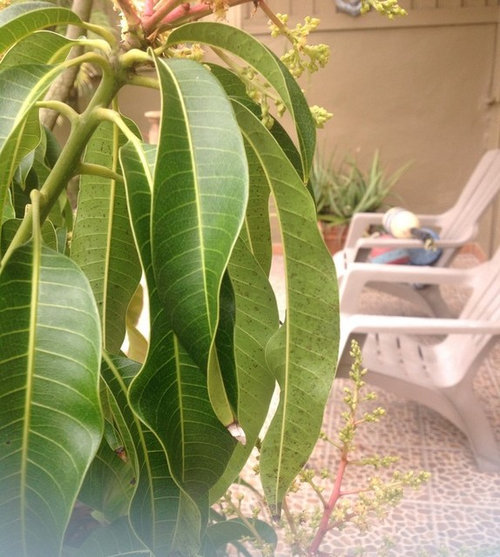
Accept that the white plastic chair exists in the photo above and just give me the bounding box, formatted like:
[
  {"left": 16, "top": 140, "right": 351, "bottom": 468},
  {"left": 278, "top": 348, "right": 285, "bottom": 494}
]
[
  {"left": 334, "top": 149, "right": 500, "bottom": 315},
  {"left": 337, "top": 248, "right": 500, "bottom": 472}
]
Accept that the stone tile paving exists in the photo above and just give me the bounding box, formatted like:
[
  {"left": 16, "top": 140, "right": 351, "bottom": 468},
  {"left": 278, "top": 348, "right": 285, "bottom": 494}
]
[{"left": 260, "top": 253, "right": 500, "bottom": 556}]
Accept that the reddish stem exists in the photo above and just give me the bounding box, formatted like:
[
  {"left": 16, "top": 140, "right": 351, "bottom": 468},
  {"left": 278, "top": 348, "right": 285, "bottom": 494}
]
[
  {"left": 142, "top": 0, "right": 185, "bottom": 32},
  {"left": 115, "top": 0, "right": 142, "bottom": 27},
  {"left": 307, "top": 455, "right": 348, "bottom": 555},
  {"left": 148, "top": 0, "right": 254, "bottom": 34}
]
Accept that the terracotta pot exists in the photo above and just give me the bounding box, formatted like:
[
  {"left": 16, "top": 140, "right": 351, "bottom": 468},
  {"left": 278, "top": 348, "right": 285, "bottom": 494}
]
[{"left": 320, "top": 222, "right": 349, "bottom": 255}]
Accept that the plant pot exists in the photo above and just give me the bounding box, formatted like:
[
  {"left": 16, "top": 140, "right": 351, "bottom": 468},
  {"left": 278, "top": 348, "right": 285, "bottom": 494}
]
[{"left": 320, "top": 222, "right": 349, "bottom": 255}]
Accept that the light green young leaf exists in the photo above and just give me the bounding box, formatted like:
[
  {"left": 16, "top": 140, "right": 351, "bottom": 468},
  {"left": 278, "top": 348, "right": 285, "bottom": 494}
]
[
  {"left": 1, "top": 30, "right": 72, "bottom": 67},
  {"left": 167, "top": 22, "right": 316, "bottom": 180},
  {"left": 0, "top": 243, "right": 102, "bottom": 556},
  {"left": 231, "top": 100, "right": 340, "bottom": 510},
  {"left": 71, "top": 121, "right": 141, "bottom": 354},
  {"left": 151, "top": 57, "right": 248, "bottom": 426},
  {"left": 0, "top": 1, "right": 80, "bottom": 55}
]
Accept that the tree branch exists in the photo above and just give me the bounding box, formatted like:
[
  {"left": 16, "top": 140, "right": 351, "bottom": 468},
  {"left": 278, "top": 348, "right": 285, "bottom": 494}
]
[{"left": 40, "top": 0, "right": 94, "bottom": 131}]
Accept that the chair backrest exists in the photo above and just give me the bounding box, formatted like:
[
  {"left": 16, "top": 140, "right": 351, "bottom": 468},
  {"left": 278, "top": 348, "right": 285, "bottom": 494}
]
[
  {"left": 441, "top": 149, "right": 500, "bottom": 241},
  {"left": 445, "top": 247, "right": 500, "bottom": 372}
]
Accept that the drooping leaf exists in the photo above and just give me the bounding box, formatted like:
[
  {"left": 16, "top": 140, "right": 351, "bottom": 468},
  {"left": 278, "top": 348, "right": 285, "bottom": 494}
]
[
  {"left": 0, "top": 2, "right": 80, "bottom": 55},
  {"left": 151, "top": 56, "right": 248, "bottom": 379},
  {"left": 71, "top": 121, "right": 141, "bottom": 354},
  {"left": 204, "top": 63, "right": 306, "bottom": 275},
  {"left": 151, "top": 57, "right": 248, "bottom": 427},
  {"left": 101, "top": 352, "right": 202, "bottom": 557},
  {"left": 0, "top": 243, "right": 102, "bottom": 556},
  {"left": 232, "top": 100, "right": 340, "bottom": 510},
  {"left": 167, "top": 22, "right": 316, "bottom": 180},
  {"left": 210, "top": 238, "right": 278, "bottom": 502},
  {"left": 120, "top": 141, "right": 237, "bottom": 545}
]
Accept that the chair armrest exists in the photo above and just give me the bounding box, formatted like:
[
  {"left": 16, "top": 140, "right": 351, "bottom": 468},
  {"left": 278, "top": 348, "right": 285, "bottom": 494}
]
[
  {"left": 353, "top": 237, "right": 468, "bottom": 250},
  {"left": 339, "top": 260, "right": 473, "bottom": 302},
  {"left": 342, "top": 314, "right": 500, "bottom": 336}
]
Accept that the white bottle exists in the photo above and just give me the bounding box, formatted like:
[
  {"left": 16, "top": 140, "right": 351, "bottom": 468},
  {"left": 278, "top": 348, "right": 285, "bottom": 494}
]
[{"left": 383, "top": 207, "right": 420, "bottom": 238}]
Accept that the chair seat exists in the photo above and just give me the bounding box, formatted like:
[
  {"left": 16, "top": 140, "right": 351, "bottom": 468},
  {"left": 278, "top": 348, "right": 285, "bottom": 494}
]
[{"left": 337, "top": 248, "right": 500, "bottom": 472}]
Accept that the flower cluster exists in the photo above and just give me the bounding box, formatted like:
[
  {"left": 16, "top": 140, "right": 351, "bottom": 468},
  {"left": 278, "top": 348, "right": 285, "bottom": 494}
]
[
  {"left": 362, "top": 0, "right": 408, "bottom": 18},
  {"left": 269, "top": 14, "right": 330, "bottom": 79},
  {"left": 310, "top": 105, "right": 333, "bottom": 129},
  {"left": 207, "top": 0, "right": 230, "bottom": 20}
]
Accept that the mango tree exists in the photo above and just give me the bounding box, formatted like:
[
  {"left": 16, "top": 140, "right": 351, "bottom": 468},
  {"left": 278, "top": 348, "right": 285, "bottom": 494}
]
[{"left": 0, "top": 1, "right": 340, "bottom": 555}]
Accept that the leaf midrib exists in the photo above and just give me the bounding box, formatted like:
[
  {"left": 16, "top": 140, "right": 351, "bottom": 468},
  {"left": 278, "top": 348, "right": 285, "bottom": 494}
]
[{"left": 22, "top": 241, "right": 41, "bottom": 554}]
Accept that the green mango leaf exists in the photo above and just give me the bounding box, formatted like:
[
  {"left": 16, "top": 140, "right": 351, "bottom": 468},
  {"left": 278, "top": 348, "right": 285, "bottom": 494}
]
[
  {"left": 2, "top": 189, "right": 15, "bottom": 223},
  {"left": 167, "top": 22, "right": 316, "bottom": 180},
  {"left": 0, "top": 62, "right": 66, "bottom": 219},
  {"left": 205, "top": 63, "right": 306, "bottom": 276},
  {"left": 71, "top": 121, "right": 141, "bottom": 354},
  {"left": 1, "top": 30, "right": 72, "bottom": 67},
  {"left": 151, "top": 57, "right": 247, "bottom": 380},
  {"left": 209, "top": 238, "right": 278, "bottom": 502},
  {"left": 0, "top": 1, "right": 80, "bottom": 55},
  {"left": 77, "top": 436, "right": 135, "bottom": 523},
  {"left": 204, "top": 517, "right": 277, "bottom": 554},
  {"left": 120, "top": 141, "right": 237, "bottom": 514},
  {"left": 101, "top": 353, "right": 202, "bottom": 556},
  {"left": 62, "top": 516, "right": 151, "bottom": 557},
  {"left": 1, "top": 218, "right": 59, "bottom": 256},
  {"left": 232, "top": 100, "right": 340, "bottom": 510},
  {"left": 151, "top": 57, "right": 248, "bottom": 427},
  {"left": 0, "top": 242, "right": 102, "bottom": 556}
]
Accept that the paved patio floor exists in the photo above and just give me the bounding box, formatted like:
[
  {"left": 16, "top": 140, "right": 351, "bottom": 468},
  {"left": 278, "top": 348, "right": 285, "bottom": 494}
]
[{"left": 261, "top": 252, "right": 500, "bottom": 556}]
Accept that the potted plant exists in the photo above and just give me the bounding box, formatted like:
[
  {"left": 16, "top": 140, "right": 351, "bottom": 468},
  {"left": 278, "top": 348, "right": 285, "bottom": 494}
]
[{"left": 311, "top": 150, "right": 408, "bottom": 253}]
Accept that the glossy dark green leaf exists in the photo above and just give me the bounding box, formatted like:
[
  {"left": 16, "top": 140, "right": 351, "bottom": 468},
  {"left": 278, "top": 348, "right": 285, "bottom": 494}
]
[
  {"left": 71, "top": 121, "right": 141, "bottom": 354},
  {"left": 231, "top": 100, "right": 340, "bottom": 510},
  {"left": 167, "top": 22, "right": 316, "bottom": 180},
  {"left": 0, "top": 243, "right": 102, "bottom": 556}
]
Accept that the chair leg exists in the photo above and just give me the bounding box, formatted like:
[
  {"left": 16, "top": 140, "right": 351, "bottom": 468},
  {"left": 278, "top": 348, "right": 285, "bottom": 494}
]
[{"left": 443, "top": 382, "right": 500, "bottom": 473}]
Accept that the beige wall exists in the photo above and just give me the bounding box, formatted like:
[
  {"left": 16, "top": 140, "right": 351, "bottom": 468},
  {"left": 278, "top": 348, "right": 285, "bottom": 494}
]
[{"left": 118, "top": 0, "right": 500, "bottom": 253}]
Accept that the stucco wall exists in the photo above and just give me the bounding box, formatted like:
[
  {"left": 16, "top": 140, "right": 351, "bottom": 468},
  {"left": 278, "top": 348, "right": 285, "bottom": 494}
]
[{"left": 118, "top": 0, "right": 500, "bottom": 253}]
